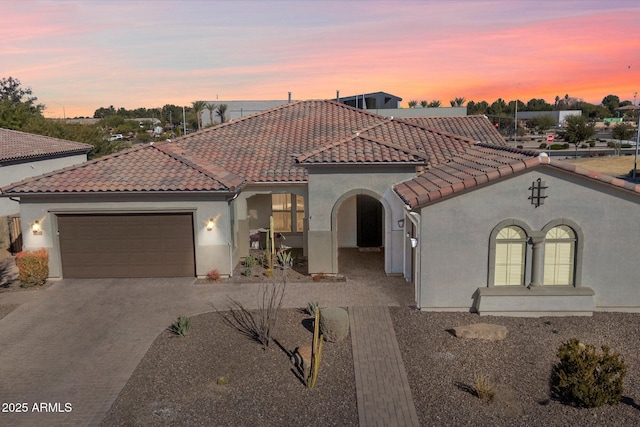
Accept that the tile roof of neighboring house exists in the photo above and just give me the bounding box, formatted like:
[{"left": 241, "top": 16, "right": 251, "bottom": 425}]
[
  {"left": 1, "top": 144, "right": 244, "bottom": 195},
  {"left": 393, "top": 145, "right": 640, "bottom": 209},
  {"left": 401, "top": 116, "right": 507, "bottom": 146},
  {"left": 0, "top": 128, "right": 92, "bottom": 162}
]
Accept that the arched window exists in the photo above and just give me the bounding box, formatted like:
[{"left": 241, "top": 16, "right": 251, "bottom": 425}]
[
  {"left": 544, "top": 225, "right": 576, "bottom": 285},
  {"left": 494, "top": 225, "right": 527, "bottom": 286}
]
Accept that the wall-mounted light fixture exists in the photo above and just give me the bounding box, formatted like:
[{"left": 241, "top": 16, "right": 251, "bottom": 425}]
[
  {"left": 410, "top": 237, "right": 418, "bottom": 248},
  {"left": 397, "top": 218, "right": 405, "bottom": 228},
  {"left": 32, "top": 220, "right": 42, "bottom": 235},
  {"left": 206, "top": 218, "right": 215, "bottom": 231}
]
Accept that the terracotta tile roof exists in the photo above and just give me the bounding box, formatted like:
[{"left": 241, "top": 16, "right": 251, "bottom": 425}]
[
  {"left": 296, "top": 117, "right": 476, "bottom": 167},
  {"left": 1, "top": 144, "right": 243, "bottom": 195},
  {"left": 163, "top": 100, "right": 388, "bottom": 182},
  {"left": 394, "top": 145, "right": 640, "bottom": 209},
  {"left": 0, "top": 102, "right": 522, "bottom": 196},
  {"left": 295, "top": 133, "right": 429, "bottom": 165},
  {"left": 0, "top": 128, "right": 92, "bottom": 162},
  {"left": 401, "top": 116, "right": 507, "bottom": 146}
]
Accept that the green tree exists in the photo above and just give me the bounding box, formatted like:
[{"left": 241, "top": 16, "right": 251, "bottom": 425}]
[
  {"left": 601, "top": 94, "right": 620, "bottom": 116},
  {"left": 467, "top": 100, "right": 489, "bottom": 115},
  {"left": 419, "top": 100, "right": 428, "bottom": 108},
  {"left": 0, "top": 77, "right": 42, "bottom": 108},
  {"left": 0, "top": 77, "right": 44, "bottom": 129},
  {"left": 611, "top": 122, "right": 635, "bottom": 156},
  {"left": 407, "top": 100, "right": 418, "bottom": 108},
  {"left": 529, "top": 115, "right": 557, "bottom": 133},
  {"left": 191, "top": 100, "right": 206, "bottom": 130},
  {"left": 216, "top": 104, "right": 228, "bottom": 124},
  {"left": 427, "top": 100, "right": 441, "bottom": 108},
  {"left": 449, "top": 97, "right": 466, "bottom": 107},
  {"left": 93, "top": 106, "right": 116, "bottom": 119},
  {"left": 488, "top": 98, "right": 508, "bottom": 115},
  {"left": 562, "top": 114, "right": 595, "bottom": 157},
  {"left": 525, "top": 98, "right": 552, "bottom": 111}
]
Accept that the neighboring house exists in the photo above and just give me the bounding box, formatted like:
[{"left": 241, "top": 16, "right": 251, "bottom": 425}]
[
  {"left": 0, "top": 128, "right": 92, "bottom": 257},
  {"left": 337, "top": 91, "right": 467, "bottom": 118},
  {"left": 2, "top": 101, "right": 639, "bottom": 316},
  {"left": 338, "top": 91, "right": 402, "bottom": 110},
  {"left": 200, "top": 100, "right": 292, "bottom": 126}
]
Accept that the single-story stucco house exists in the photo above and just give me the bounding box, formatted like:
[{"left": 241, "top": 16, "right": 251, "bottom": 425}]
[
  {"left": 0, "top": 128, "right": 92, "bottom": 257},
  {"left": 2, "top": 100, "right": 639, "bottom": 316}
]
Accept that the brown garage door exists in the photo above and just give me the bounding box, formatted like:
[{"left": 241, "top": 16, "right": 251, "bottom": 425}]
[{"left": 58, "top": 213, "right": 195, "bottom": 278}]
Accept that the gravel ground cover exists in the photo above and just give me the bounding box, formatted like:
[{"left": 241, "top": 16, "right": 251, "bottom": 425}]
[
  {"left": 101, "top": 308, "right": 357, "bottom": 427},
  {"left": 103, "top": 305, "right": 640, "bottom": 426},
  {"left": 391, "top": 308, "right": 640, "bottom": 427}
]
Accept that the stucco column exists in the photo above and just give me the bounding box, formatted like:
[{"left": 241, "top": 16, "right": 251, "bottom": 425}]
[{"left": 528, "top": 232, "right": 545, "bottom": 287}]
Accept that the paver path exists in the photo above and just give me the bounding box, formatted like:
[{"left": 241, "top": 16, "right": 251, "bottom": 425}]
[{"left": 350, "top": 306, "right": 420, "bottom": 427}]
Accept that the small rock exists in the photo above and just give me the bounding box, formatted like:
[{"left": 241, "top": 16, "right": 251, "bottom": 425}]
[{"left": 452, "top": 323, "right": 507, "bottom": 341}]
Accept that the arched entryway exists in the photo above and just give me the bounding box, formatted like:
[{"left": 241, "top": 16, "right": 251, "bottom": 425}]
[{"left": 332, "top": 190, "right": 388, "bottom": 276}]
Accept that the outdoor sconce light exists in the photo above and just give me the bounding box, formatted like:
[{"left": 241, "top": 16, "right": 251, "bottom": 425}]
[
  {"left": 206, "top": 219, "right": 215, "bottom": 231},
  {"left": 410, "top": 237, "right": 418, "bottom": 248},
  {"left": 397, "top": 218, "right": 405, "bottom": 228},
  {"left": 32, "top": 220, "right": 42, "bottom": 235}
]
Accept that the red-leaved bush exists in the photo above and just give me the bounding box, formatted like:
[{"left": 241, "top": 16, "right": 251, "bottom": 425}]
[{"left": 15, "top": 248, "right": 49, "bottom": 287}]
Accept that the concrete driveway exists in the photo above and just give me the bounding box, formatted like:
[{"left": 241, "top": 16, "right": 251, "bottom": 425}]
[{"left": 0, "top": 265, "right": 414, "bottom": 426}]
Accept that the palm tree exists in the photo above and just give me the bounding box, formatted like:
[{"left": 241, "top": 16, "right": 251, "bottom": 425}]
[
  {"left": 408, "top": 100, "right": 418, "bottom": 108},
  {"left": 428, "top": 100, "right": 441, "bottom": 108},
  {"left": 191, "top": 100, "right": 207, "bottom": 130},
  {"left": 206, "top": 103, "right": 217, "bottom": 127},
  {"left": 449, "top": 97, "right": 466, "bottom": 107},
  {"left": 216, "top": 104, "right": 228, "bottom": 123},
  {"left": 420, "top": 100, "right": 428, "bottom": 108}
]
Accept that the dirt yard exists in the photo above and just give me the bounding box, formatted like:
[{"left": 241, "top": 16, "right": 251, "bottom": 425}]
[{"left": 562, "top": 155, "right": 637, "bottom": 177}]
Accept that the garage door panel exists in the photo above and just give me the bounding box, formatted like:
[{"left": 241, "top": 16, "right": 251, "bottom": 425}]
[{"left": 58, "top": 213, "right": 195, "bottom": 278}]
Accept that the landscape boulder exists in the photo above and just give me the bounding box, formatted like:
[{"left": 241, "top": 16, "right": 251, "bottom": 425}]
[
  {"left": 319, "top": 307, "right": 349, "bottom": 343},
  {"left": 451, "top": 323, "right": 507, "bottom": 341}
]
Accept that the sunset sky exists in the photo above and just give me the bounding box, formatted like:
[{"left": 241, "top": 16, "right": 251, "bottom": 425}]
[{"left": 3, "top": 0, "right": 640, "bottom": 118}]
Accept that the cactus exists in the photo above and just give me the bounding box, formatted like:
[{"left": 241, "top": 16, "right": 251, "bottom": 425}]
[{"left": 307, "top": 308, "right": 323, "bottom": 389}]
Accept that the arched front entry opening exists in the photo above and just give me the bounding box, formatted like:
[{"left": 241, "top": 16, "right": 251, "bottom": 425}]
[{"left": 332, "top": 190, "right": 389, "bottom": 276}]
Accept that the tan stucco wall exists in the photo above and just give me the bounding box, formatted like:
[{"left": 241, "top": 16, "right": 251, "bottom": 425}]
[
  {"left": 17, "top": 195, "right": 233, "bottom": 278},
  {"left": 415, "top": 167, "right": 640, "bottom": 312}
]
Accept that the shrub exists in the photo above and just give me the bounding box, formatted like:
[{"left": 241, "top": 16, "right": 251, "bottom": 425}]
[
  {"left": 589, "top": 141, "right": 596, "bottom": 147},
  {"left": 539, "top": 143, "right": 547, "bottom": 149},
  {"left": 207, "top": 269, "right": 221, "bottom": 281},
  {"left": 242, "top": 268, "right": 252, "bottom": 277},
  {"left": 243, "top": 255, "right": 259, "bottom": 268},
  {"left": 563, "top": 143, "right": 570, "bottom": 149},
  {"left": 307, "top": 301, "right": 319, "bottom": 317},
  {"left": 551, "top": 339, "right": 626, "bottom": 408},
  {"left": 475, "top": 372, "right": 495, "bottom": 402},
  {"left": 580, "top": 143, "right": 588, "bottom": 149},
  {"left": 516, "top": 145, "right": 523, "bottom": 149},
  {"left": 169, "top": 316, "right": 191, "bottom": 337},
  {"left": 15, "top": 248, "right": 48, "bottom": 287},
  {"left": 549, "top": 144, "right": 567, "bottom": 150}
]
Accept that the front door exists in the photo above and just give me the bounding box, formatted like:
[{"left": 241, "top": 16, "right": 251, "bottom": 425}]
[{"left": 356, "top": 195, "right": 382, "bottom": 247}]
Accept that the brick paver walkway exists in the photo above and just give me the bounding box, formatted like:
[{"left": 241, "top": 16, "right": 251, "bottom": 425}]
[{"left": 350, "top": 306, "right": 420, "bottom": 427}]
